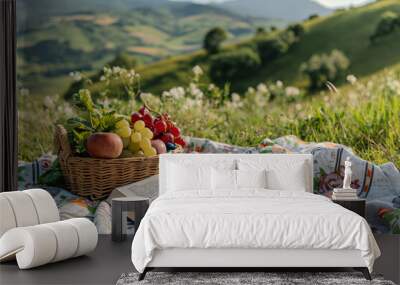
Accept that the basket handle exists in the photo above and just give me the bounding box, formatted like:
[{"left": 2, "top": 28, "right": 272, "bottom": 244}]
[{"left": 54, "top": 124, "right": 72, "bottom": 159}]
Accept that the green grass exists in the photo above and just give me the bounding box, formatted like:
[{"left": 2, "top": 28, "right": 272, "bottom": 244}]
[{"left": 18, "top": 62, "right": 400, "bottom": 169}]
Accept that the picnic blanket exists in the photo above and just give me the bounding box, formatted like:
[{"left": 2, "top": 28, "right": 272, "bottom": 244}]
[{"left": 18, "top": 135, "right": 400, "bottom": 234}]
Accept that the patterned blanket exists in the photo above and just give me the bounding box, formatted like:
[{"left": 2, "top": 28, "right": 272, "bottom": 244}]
[{"left": 18, "top": 136, "right": 400, "bottom": 234}]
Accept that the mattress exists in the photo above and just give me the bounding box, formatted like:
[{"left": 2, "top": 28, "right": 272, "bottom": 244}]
[{"left": 131, "top": 190, "right": 380, "bottom": 273}]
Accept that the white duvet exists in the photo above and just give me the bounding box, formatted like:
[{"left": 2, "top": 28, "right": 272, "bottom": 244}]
[{"left": 131, "top": 190, "right": 380, "bottom": 273}]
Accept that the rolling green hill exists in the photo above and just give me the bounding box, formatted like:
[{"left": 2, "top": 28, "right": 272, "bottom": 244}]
[
  {"left": 17, "top": 0, "right": 281, "bottom": 98},
  {"left": 118, "top": 0, "right": 400, "bottom": 95}
]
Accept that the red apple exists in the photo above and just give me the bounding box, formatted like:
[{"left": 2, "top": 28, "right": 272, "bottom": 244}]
[
  {"left": 86, "top": 133, "right": 123, "bottom": 159},
  {"left": 151, "top": 139, "right": 167, "bottom": 154}
]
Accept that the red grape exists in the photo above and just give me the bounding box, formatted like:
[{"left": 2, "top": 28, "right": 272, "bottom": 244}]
[
  {"left": 154, "top": 119, "right": 167, "bottom": 133},
  {"left": 131, "top": 112, "right": 142, "bottom": 123},
  {"left": 139, "top": 106, "right": 150, "bottom": 116},
  {"left": 143, "top": 113, "right": 154, "bottom": 128},
  {"left": 175, "top": 136, "right": 186, "bottom": 147},
  {"left": 170, "top": 126, "right": 181, "bottom": 137},
  {"left": 160, "top": 133, "right": 174, "bottom": 144}
]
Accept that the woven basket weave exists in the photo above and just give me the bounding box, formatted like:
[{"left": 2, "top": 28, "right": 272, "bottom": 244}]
[{"left": 54, "top": 124, "right": 159, "bottom": 200}]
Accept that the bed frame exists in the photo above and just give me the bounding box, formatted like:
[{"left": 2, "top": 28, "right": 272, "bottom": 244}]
[
  {"left": 139, "top": 248, "right": 371, "bottom": 280},
  {"left": 138, "top": 154, "right": 372, "bottom": 281}
]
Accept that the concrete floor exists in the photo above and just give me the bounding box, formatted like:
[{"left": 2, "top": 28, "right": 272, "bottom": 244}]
[
  {"left": 1, "top": 234, "right": 398, "bottom": 285},
  {"left": 0, "top": 235, "right": 134, "bottom": 285}
]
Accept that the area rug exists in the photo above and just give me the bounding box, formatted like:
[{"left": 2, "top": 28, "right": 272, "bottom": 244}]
[{"left": 116, "top": 271, "right": 395, "bottom": 285}]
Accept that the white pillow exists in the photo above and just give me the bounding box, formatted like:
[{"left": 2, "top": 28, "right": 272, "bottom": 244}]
[
  {"left": 212, "top": 168, "right": 237, "bottom": 190},
  {"left": 238, "top": 159, "right": 308, "bottom": 192},
  {"left": 266, "top": 164, "right": 307, "bottom": 191},
  {"left": 167, "top": 163, "right": 212, "bottom": 192},
  {"left": 236, "top": 169, "right": 267, "bottom": 189}
]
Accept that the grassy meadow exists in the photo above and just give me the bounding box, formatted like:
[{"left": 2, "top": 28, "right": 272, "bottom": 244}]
[
  {"left": 18, "top": 0, "right": 400, "bottom": 169},
  {"left": 18, "top": 63, "right": 400, "bottom": 168}
]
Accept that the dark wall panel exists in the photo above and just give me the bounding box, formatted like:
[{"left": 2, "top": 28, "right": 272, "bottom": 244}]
[{"left": 0, "top": 0, "right": 17, "bottom": 192}]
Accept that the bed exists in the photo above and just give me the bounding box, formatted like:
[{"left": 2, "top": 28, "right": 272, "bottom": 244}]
[{"left": 131, "top": 154, "right": 380, "bottom": 280}]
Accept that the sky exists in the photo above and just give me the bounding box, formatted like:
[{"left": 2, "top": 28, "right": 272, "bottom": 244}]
[{"left": 180, "top": 0, "right": 374, "bottom": 8}]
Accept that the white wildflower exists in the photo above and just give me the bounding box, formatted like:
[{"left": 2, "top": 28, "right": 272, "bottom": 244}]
[
  {"left": 171, "top": 87, "right": 185, "bottom": 99},
  {"left": 128, "top": 70, "right": 136, "bottom": 77},
  {"left": 208, "top": 84, "right": 216, "bottom": 91},
  {"left": 285, "top": 86, "right": 300, "bottom": 97},
  {"left": 247, "top": 87, "right": 256, "bottom": 93},
  {"left": 162, "top": 91, "right": 171, "bottom": 98},
  {"left": 43, "top": 96, "right": 55, "bottom": 109},
  {"left": 192, "top": 65, "right": 203, "bottom": 77},
  {"left": 183, "top": 98, "right": 202, "bottom": 110},
  {"left": 387, "top": 78, "right": 400, "bottom": 95},
  {"left": 346, "top": 74, "right": 357, "bottom": 85},
  {"left": 112, "top": 66, "right": 121, "bottom": 74},
  {"left": 276, "top": 80, "right": 283, "bottom": 88},
  {"left": 257, "top": 83, "right": 268, "bottom": 93},
  {"left": 103, "top": 66, "right": 112, "bottom": 76},
  {"left": 189, "top": 83, "right": 203, "bottom": 99},
  {"left": 254, "top": 93, "right": 266, "bottom": 107},
  {"left": 162, "top": 87, "right": 185, "bottom": 100},
  {"left": 231, "top": 93, "right": 241, "bottom": 102},
  {"left": 69, "top": 71, "right": 82, "bottom": 82},
  {"left": 100, "top": 76, "right": 106, "bottom": 81}
]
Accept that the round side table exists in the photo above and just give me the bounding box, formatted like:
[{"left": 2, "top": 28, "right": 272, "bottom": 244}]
[{"left": 111, "top": 196, "right": 149, "bottom": 242}]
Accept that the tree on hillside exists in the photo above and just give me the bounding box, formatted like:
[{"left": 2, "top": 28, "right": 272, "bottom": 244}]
[
  {"left": 256, "top": 36, "right": 288, "bottom": 63},
  {"left": 256, "top": 27, "right": 267, "bottom": 37},
  {"left": 287, "top": 23, "right": 305, "bottom": 38},
  {"left": 209, "top": 48, "right": 261, "bottom": 85},
  {"left": 300, "top": 49, "right": 350, "bottom": 90},
  {"left": 108, "top": 52, "right": 137, "bottom": 69},
  {"left": 203, "top": 27, "right": 227, "bottom": 54},
  {"left": 370, "top": 11, "right": 400, "bottom": 43}
]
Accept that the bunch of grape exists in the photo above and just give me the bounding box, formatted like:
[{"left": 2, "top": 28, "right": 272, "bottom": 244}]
[{"left": 114, "top": 106, "right": 185, "bottom": 157}]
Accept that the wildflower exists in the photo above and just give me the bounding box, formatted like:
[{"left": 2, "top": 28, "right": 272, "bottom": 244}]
[
  {"left": 276, "top": 80, "right": 283, "bottom": 88},
  {"left": 128, "top": 70, "right": 136, "bottom": 79},
  {"left": 254, "top": 93, "right": 266, "bottom": 107},
  {"left": 192, "top": 65, "right": 203, "bottom": 77},
  {"left": 100, "top": 76, "right": 106, "bottom": 81},
  {"left": 257, "top": 83, "right": 268, "bottom": 93},
  {"left": 43, "top": 96, "right": 55, "bottom": 109},
  {"left": 247, "top": 87, "right": 255, "bottom": 93},
  {"left": 189, "top": 83, "right": 203, "bottom": 99},
  {"left": 69, "top": 71, "right": 82, "bottom": 82},
  {"left": 346, "top": 74, "right": 357, "bottom": 85},
  {"left": 231, "top": 93, "right": 241, "bottom": 102},
  {"left": 208, "top": 84, "right": 216, "bottom": 91},
  {"left": 112, "top": 66, "right": 121, "bottom": 74},
  {"left": 285, "top": 86, "right": 300, "bottom": 97},
  {"left": 162, "top": 87, "right": 185, "bottom": 100},
  {"left": 171, "top": 87, "right": 185, "bottom": 99}
]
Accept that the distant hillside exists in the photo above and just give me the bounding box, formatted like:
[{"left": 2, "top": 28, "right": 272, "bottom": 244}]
[
  {"left": 111, "top": 0, "right": 400, "bottom": 95},
  {"left": 17, "top": 0, "right": 280, "bottom": 97},
  {"left": 219, "top": 0, "right": 332, "bottom": 21}
]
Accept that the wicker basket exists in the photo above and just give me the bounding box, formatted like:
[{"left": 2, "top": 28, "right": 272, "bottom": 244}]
[{"left": 54, "top": 124, "right": 159, "bottom": 200}]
